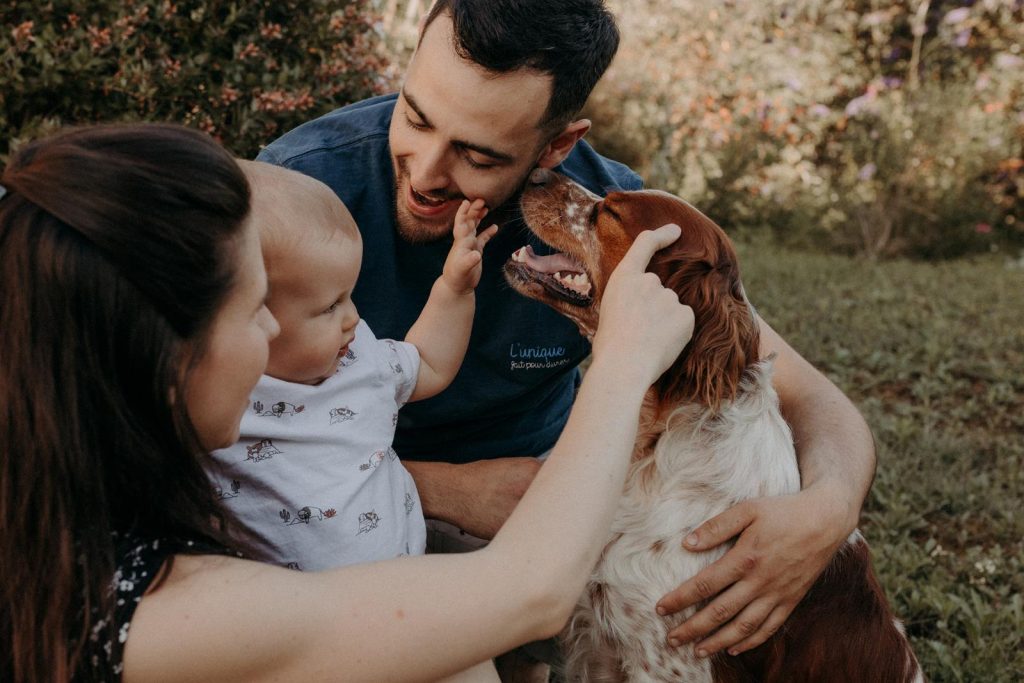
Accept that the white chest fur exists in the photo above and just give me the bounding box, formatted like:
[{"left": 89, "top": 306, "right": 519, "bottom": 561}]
[{"left": 564, "top": 360, "right": 800, "bottom": 683}]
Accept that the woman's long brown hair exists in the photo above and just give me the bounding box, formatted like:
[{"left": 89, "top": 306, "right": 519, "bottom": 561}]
[{"left": 0, "top": 124, "right": 250, "bottom": 681}]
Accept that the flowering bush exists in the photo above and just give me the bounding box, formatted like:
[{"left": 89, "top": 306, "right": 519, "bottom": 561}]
[
  {"left": 586, "top": 0, "right": 1024, "bottom": 258},
  {"left": 0, "top": 0, "right": 390, "bottom": 160}
]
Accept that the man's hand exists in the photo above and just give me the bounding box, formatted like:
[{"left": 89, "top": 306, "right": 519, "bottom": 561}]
[
  {"left": 656, "top": 483, "right": 856, "bottom": 657},
  {"left": 441, "top": 198, "right": 498, "bottom": 295}
]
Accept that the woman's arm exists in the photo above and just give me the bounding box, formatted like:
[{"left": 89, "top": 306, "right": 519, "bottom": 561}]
[{"left": 123, "top": 225, "right": 694, "bottom": 683}]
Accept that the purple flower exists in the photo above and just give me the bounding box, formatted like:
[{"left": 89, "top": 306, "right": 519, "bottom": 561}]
[
  {"left": 810, "top": 104, "right": 831, "bottom": 118},
  {"left": 995, "top": 54, "right": 1024, "bottom": 69},
  {"left": 846, "top": 94, "right": 873, "bottom": 117},
  {"left": 944, "top": 8, "right": 971, "bottom": 24},
  {"left": 858, "top": 163, "right": 878, "bottom": 181}
]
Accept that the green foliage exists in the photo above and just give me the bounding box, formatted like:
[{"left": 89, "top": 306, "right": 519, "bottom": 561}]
[
  {"left": 587, "top": 0, "right": 1024, "bottom": 259},
  {"left": 0, "top": 0, "right": 390, "bottom": 159},
  {"left": 739, "top": 240, "right": 1024, "bottom": 680}
]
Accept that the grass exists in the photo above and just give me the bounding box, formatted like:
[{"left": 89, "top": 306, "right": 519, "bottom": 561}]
[{"left": 736, "top": 241, "right": 1024, "bottom": 681}]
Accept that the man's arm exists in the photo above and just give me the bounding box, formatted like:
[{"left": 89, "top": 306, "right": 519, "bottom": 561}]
[
  {"left": 656, "top": 317, "right": 876, "bottom": 657},
  {"left": 404, "top": 458, "right": 542, "bottom": 540}
]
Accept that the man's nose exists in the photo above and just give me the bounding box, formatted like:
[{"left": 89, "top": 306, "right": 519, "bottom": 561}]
[{"left": 409, "top": 141, "right": 449, "bottom": 191}]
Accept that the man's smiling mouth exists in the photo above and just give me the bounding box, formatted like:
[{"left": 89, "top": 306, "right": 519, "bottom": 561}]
[
  {"left": 410, "top": 187, "right": 448, "bottom": 207},
  {"left": 406, "top": 182, "right": 462, "bottom": 217}
]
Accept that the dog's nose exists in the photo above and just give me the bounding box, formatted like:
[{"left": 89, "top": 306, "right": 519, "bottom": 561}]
[{"left": 530, "top": 168, "right": 553, "bottom": 186}]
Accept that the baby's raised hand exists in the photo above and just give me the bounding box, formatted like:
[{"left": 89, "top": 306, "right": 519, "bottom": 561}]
[{"left": 442, "top": 198, "right": 499, "bottom": 295}]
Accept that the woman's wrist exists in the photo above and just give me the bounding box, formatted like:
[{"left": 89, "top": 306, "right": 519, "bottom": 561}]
[{"left": 584, "top": 356, "right": 654, "bottom": 401}]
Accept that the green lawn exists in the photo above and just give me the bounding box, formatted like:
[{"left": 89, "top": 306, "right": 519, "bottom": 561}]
[{"left": 738, "top": 242, "right": 1024, "bottom": 681}]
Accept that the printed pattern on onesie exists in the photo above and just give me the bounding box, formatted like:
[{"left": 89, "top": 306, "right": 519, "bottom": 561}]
[{"left": 207, "top": 319, "right": 426, "bottom": 571}]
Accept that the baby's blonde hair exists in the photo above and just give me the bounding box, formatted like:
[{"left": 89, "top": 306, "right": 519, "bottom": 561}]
[{"left": 238, "top": 160, "right": 358, "bottom": 268}]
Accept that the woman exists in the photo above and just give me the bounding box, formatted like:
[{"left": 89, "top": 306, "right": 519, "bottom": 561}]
[{"left": 0, "top": 123, "right": 693, "bottom": 682}]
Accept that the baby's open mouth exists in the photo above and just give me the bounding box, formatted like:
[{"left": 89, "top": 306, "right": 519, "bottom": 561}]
[{"left": 507, "top": 245, "right": 593, "bottom": 305}]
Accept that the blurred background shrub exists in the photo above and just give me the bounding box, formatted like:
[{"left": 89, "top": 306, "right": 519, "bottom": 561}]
[
  {"left": 0, "top": 0, "right": 390, "bottom": 160},
  {"left": 584, "top": 0, "right": 1023, "bottom": 258},
  {"left": 2, "top": 0, "right": 1021, "bottom": 257}
]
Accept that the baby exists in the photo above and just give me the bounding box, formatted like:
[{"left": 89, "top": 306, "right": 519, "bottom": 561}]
[{"left": 208, "top": 161, "right": 495, "bottom": 571}]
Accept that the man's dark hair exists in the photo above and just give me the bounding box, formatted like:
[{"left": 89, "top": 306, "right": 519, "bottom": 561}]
[{"left": 424, "top": 0, "right": 620, "bottom": 133}]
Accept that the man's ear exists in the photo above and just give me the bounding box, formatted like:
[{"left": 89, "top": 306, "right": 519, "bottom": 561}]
[{"left": 537, "top": 119, "right": 591, "bottom": 169}]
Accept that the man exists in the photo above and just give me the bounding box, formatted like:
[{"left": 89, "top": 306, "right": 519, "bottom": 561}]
[{"left": 258, "top": 0, "right": 875, "bottom": 669}]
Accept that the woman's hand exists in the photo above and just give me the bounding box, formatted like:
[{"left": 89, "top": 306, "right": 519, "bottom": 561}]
[{"left": 592, "top": 223, "right": 694, "bottom": 387}]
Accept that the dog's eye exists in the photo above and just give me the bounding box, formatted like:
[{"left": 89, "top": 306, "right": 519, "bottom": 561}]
[{"left": 589, "top": 203, "right": 600, "bottom": 224}]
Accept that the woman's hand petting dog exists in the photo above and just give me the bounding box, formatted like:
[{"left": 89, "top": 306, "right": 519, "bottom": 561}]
[
  {"left": 657, "top": 483, "right": 853, "bottom": 657},
  {"left": 593, "top": 223, "right": 695, "bottom": 388}
]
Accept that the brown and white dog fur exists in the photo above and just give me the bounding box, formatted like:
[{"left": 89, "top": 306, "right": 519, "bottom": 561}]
[{"left": 503, "top": 169, "right": 922, "bottom": 683}]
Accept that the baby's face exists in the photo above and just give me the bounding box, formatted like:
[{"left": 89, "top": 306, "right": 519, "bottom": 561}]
[{"left": 265, "top": 221, "right": 362, "bottom": 385}]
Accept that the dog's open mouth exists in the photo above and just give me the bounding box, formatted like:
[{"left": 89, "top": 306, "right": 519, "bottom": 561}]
[{"left": 506, "top": 244, "right": 593, "bottom": 306}]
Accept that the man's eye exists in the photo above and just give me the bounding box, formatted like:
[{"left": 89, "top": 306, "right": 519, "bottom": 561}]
[
  {"left": 405, "top": 115, "right": 428, "bottom": 131},
  {"left": 465, "top": 154, "right": 496, "bottom": 170}
]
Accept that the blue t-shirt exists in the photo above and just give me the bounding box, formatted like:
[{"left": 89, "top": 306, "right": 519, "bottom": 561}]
[{"left": 258, "top": 93, "right": 642, "bottom": 463}]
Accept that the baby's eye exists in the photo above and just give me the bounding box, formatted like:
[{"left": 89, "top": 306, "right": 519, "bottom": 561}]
[{"left": 324, "top": 301, "right": 340, "bottom": 314}]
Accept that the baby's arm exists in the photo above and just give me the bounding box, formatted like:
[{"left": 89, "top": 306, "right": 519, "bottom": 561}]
[{"left": 406, "top": 199, "right": 497, "bottom": 402}]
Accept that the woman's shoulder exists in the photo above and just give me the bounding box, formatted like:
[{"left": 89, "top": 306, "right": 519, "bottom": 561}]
[{"left": 78, "top": 530, "right": 236, "bottom": 681}]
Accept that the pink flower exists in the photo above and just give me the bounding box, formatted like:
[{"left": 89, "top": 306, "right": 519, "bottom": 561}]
[
  {"left": 11, "top": 20, "right": 34, "bottom": 49},
  {"left": 975, "top": 223, "right": 992, "bottom": 234},
  {"left": 87, "top": 26, "right": 112, "bottom": 51},
  {"left": 238, "top": 42, "right": 261, "bottom": 60},
  {"left": 259, "top": 23, "right": 283, "bottom": 40}
]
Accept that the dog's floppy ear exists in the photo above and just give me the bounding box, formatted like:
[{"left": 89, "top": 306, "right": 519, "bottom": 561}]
[{"left": 647, "top": 226, "right": 760, "bottom": 412}]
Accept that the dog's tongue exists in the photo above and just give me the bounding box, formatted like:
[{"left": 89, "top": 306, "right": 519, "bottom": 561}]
[{"left": 513, "top": 245, "right": 583, "bottom": 274}]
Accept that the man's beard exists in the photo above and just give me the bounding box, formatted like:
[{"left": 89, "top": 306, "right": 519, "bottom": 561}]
[{"left": 391, "top": 156, "right": 531, "bottom": 243}]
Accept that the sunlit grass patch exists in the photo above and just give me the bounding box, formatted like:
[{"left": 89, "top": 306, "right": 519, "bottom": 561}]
[{"left": 739, "top": 242, "right": 1024, "bottom": 681}]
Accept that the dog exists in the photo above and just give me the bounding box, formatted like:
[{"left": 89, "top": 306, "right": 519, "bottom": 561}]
[{"left": 504, "top": 168, "right": 922, "bottom": 682}]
